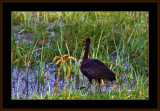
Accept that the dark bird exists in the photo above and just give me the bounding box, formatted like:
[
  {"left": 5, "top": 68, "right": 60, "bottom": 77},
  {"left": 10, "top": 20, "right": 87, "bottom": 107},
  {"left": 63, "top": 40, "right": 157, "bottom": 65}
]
[{"left": 80, "top": 38, "right": 116, "bottom": 95}]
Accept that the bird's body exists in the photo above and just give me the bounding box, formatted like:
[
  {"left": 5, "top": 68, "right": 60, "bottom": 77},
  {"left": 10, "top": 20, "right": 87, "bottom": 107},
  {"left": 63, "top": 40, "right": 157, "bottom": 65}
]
[
  {"left": 80, "top": 38, "right": 116, "bottom": 95},
  {"left": 80, "top": 58, "right": 115, "bottom": 80}
]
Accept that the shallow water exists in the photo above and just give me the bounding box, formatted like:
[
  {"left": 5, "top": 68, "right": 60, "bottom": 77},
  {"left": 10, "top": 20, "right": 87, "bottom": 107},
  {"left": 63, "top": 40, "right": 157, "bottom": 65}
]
[{"left": 11, "top": 56, "right": 130, "bottom": 99}]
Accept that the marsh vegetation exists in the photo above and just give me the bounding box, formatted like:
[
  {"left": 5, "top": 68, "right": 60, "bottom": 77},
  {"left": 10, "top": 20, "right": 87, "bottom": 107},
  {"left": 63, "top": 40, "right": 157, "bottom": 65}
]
[{"left": 11, "top": 12, "right": 149, "bottom": 99}]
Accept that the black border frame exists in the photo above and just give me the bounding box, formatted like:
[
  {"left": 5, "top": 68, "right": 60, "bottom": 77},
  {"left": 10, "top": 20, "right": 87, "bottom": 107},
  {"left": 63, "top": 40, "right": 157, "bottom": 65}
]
[{"left": 2, "top": 2, "right": 158, "bottom": 109}]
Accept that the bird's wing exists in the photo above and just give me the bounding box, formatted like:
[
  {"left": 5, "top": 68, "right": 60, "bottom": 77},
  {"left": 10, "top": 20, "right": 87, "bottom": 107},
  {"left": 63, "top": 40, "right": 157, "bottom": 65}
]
[
  {"left": 85, "top": 59, "right": 106, "bottom": 68},
  {"left": 82, "top": 59, "right": 114, "bottom": 78}
]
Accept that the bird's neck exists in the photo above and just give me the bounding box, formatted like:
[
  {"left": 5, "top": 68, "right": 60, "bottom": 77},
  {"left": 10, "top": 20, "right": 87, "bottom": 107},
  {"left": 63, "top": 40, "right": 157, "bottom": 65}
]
[{"left": 83, "top": 43, "right": 90, "bottom": 62}]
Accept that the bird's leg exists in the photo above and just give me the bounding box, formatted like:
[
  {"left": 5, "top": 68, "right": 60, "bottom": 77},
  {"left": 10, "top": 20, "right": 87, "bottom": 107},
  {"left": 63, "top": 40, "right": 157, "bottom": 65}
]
[
  {"left": 89, "top": 78, "right": 92, "bottom": 95},
  {"left": 98, "top": 79, "right": 102, "bottom": 93}
]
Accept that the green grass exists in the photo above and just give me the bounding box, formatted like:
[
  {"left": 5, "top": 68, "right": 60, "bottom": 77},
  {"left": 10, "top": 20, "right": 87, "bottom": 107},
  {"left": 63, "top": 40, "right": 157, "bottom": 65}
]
[
  {"left": 29, "top": 84, "right": 148, "bottom": 100},
  {"left": 11, "top": 12, "right": 149, "bottom": 99}
]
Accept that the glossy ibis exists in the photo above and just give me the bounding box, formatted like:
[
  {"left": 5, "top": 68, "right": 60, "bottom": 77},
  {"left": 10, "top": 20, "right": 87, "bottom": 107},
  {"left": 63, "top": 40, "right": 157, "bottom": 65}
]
[{"left": 80, "top": 38, "right": 116, "bottom": 95}]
